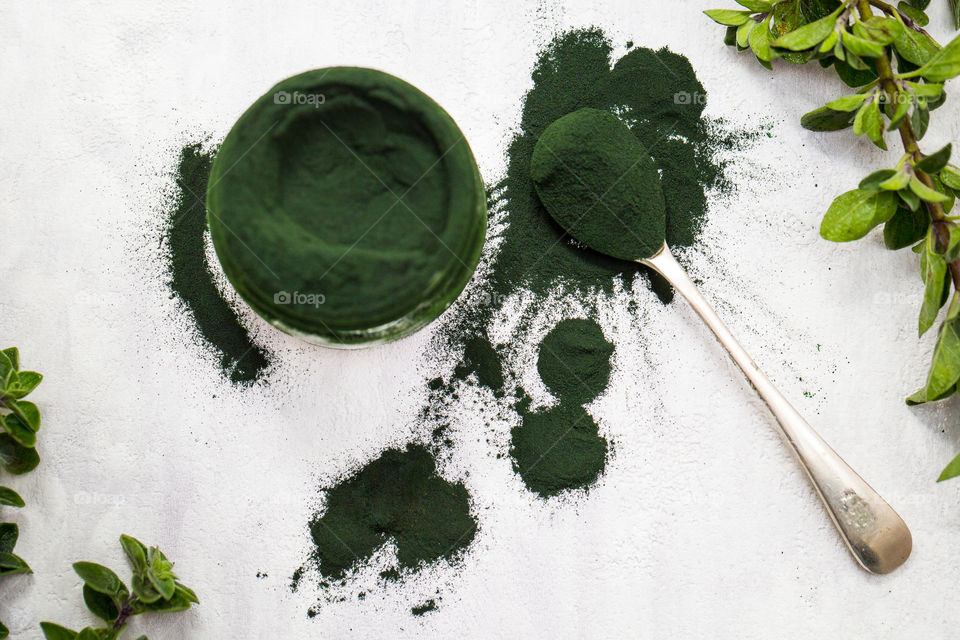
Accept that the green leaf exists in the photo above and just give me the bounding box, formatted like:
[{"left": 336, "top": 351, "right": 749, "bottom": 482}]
[
  {"left": 941, "top": 165, "right": 960, "bottom": 190},
  {"left": 120, "top": 534, "right": 148, "bottom": 574},
  {"left": 773, "top": 11, "right": 839, "bottom": 50},
  {"left": 0, "top": 434, "right": 39, "bottom": 475},
  {"left": 132, "top": 585, "right": 196, "bottom": 614},
  {"left": 860, "top": 169, "right": 897, "bottom": 189},
  {"left": 737, "top": 20, "right": 755, "bottom": 48},
  {"left": 833, "top": 56, "right": 878, "bottom": 87},
  {"left": 0, "top": 487, "right": 24, "bottom": 508},
  {"left": 819, "top": 29, "right": 840, "bottom": 53},
  {"left": 0, "top": 349, "right": 18, "bottom": 372},
  {"left": 855, "top": 16, "right": 903, "bottom": 45},
  {"left": 900, "top": 185, "right": 922, "bottom": 210},
  {"left": 951, "top": 0, "right": 960, "bottom": 30},
  {"left": 907, "top": 0, "right": 930, "bottom": 11},
  {"left": 735, "top": 0, "right": 773, "bottom": 10},
  {"left": 3, "top": 371, "right": 42, "bottom": 400},
  {"left": 800, "top": 106, "right": 856, "bottom": 131},
  {"left": 893, "top": 16, "right": 940, "bottom": 65},
  {"left": 915, "top": 143, "right": 952, "bottom": 173},
  {"left": 0, "top": 551, "right": 32, "bottom": 575},
  {"left": 853, "top": 98, "right": 886, "bottom": 149},
  {"left": 916, "top": 33, "right": 960, "bottom": 81},
  {"left": 879, "top": 171, "right": 911, "bottom": 190},
  {"left": 73, "top": 562, "right": 128, "bottom": 598},
  {"left": 907, "top": 81, "right": 944, "bottom": 98},
  {"left": 884, "top": 205, "right": 929, "bottom": 249},
  {"left": 5, "top": 400, "right": 39, "bottom": 432},
  {"left": 910, "top": 176, "right": 950, "bottom": 202},
  {"left": 705, "top": 9, "right": 753, "bottom": 26},
  {"left": 886, "top": 92, "right": 913, "bottom": 129},
  {"left": 911, "top": 102, "right": 930, "bottom": 138},
  {"left": 921, "top": 313, "right": 960, "bottom": 395},
  {"left": 898, "top": 1, "right": 930, "bottom": 27},
  {"left": 749, "top": 22, "right": 775, "bottom": 61},
  {"left": 0, "top": 415, "right": 36, "bottom": 448},
  {"left": 820, "top": 189, "right": 898, "bottom": 241},
  {"left": 174, "top": 582, "right": 199, "bottom": 604},
  {"left": 132, "top": 573, "right": 164, "bottom": 604},
  {"left": 827, "top": 93, "right": 870, "bottom": 111},
  {"left": 0, "top": 353, "right": 14, "bottom": 389},
  {"left": 75, "top": 629, "right": 99, "bottom": 640},
  {"left": 842, "top": 31, "right": 886, "bottom": 58},
  {"left": 937, "top": 450, "right": 960, "bottom": 481},
  {"left": 724, "top": 25, "right": 738, "bottom": 47},
  {"left": 0, "top": 523, "right": 18, "bottom": 554},
  {"left": 0, "top": 620, "right": 7, "bottom": 640},
  {"left": 40, "top": 622, "right": 79, "bottom": 640},
  {"left": 83, "top": 584, "right": 120, "bottom": 622},
  {"left": 920, "top": 240, "right": 948, "bottom": 336}
]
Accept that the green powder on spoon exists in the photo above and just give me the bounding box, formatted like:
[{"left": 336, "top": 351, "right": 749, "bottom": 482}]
[{"left": 530, "top": 107, "right": 667, "bottom": 260}]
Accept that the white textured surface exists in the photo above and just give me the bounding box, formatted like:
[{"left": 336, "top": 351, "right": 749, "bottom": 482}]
[{"left": 2, "top": 1, "right": 960, "bottom": 638}]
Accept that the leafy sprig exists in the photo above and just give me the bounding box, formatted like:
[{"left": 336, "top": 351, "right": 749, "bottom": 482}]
[
  {"left": 41, "top": 535, "right": 199, "bottom": 640},
  {"left": 0, "top": 347, "right": 42, "bottom": 638},
  {"left": 706, "top": 0, "right": 960, "bottom": 480}
]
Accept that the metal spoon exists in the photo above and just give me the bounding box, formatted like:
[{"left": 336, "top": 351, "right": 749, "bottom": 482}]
[
  {"left": 641, "top": 242, "right": 911, "bottom": 574},
  {"left": 530, "top": 107, "right": 911, "bottom": 573}
]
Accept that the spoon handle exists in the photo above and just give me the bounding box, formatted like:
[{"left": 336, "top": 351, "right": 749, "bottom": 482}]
[{"left": 641, "top": 243, "right": 911, "bottom": 574}]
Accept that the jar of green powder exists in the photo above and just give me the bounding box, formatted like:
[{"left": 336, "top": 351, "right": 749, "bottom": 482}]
[{"left": 206, "top": 67, "right": 487, "bottom": 347}]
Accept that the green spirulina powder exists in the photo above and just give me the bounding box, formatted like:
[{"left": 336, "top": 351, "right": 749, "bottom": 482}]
[
  {"left": 206, "top": 67, "right": 486, "bottom": 346},
  {"left": 303, "top": 445, "right": 476, "bottom": 579},
  {"left": 297, "top": 29, "right": 756, "bottom": 600},
  {"left": 511, "top": 318, "right": 614, "bottom": 496},
  {"left": 163, "top": 144, "right": 270, "bottom": 384},
  {"left": 530, "top": 108, "right": 666, "bottom": 261}
]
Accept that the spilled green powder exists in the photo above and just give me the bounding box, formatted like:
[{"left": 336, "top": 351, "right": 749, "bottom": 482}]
[
  {"left": 163, "top": 144, "right": 270, "bottom": 384},
  {"left": 411, "top": 599, "right": 437, "bottom": 616},
  {"left": 305, "top": 445, "right": 476, "bottom": 579},
  {"left": 510, "top": 319, "right": 614, "bottom": 496},
  {"left": 530, "top": 108, "right": 666, "bottom": 261},
  {"left": 300, "top": 28, "right": 755, "bottom": 606}
]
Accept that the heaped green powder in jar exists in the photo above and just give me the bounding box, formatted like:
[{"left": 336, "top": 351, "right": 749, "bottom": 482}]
[{"left": 206, "top": 68, "right": 487, "bottom": 346}]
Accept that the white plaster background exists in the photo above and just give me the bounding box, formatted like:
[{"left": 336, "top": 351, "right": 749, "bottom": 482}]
[{"left": 2, "top": 0, "right": 959, "bottom": 638}]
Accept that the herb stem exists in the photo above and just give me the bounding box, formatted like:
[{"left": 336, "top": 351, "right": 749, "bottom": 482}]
[{"left": 857, "top": 0, "right": 960, "bottom": 284}]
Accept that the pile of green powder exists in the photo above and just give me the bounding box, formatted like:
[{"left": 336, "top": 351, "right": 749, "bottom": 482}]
[
  {"left": 303, "top": 445, "right": 476, "bottom": 578},
  {"left": 162, "top": 144, "right": 270, "bottom": 384},
  {"left": 510, "top": 318, "right": 615, "bottom": 496}
]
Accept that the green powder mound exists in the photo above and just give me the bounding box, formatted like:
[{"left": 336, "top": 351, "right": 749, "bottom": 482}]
[
  {"left": 163, "top": 143, "right": 270, "bottom": 384},
  {"left": 206, "top": 67, "right": 486, "bottom": 340},
  {"left": 306, "top": 445, "right": 476, "bottom": 579},
  {"left": 530, "top": 108, "right": 666, "bottom": 261},
  {"left": 491, "top": 28, "right": 725, "bottom": 301},
  {"left": 510, "top": 318, "right": 614, "bottom": 496},
  {"left": 537, "top": 318, "right": 614, "bottom": 406}
]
